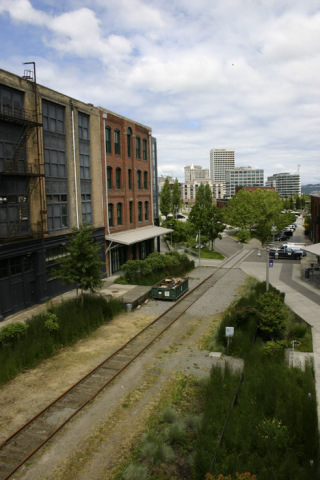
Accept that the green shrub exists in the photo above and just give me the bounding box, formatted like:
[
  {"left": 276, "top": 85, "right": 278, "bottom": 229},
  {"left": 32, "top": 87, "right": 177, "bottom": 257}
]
[
  {"left": 0, "top": 322, "right": 28, "bottom": 345},
  {"left": 236, "top": 229, "right": 251, "bottom": 243},
  {"left": 44, "top": 312, "right": 59, "bottom": 332}
]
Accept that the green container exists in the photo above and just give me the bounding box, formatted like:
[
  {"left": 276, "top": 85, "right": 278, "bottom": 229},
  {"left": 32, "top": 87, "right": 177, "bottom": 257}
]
[{"left": 151, "top": 277, "right": 189, "bottom": 301}]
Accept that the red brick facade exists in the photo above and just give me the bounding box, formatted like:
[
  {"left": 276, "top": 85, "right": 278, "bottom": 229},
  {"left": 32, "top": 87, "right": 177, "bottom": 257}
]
[{"left": 100, "top": 110, "right": 154, "bottom": 275}]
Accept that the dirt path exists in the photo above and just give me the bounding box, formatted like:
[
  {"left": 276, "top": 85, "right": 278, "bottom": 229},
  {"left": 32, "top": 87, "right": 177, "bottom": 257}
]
[{"left": 0, "top": 267, "right": 247, "bottom": 479}]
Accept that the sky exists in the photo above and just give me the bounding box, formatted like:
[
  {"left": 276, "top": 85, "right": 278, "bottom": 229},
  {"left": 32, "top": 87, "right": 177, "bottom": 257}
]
[{"left": 0, "top": 0, "right": 319, "bottom": 185}]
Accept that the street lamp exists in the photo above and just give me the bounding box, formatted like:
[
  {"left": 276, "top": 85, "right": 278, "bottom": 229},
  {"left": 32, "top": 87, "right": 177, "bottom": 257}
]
[{"left": 266, "top": 246, "right": 270, "bottom": 291}]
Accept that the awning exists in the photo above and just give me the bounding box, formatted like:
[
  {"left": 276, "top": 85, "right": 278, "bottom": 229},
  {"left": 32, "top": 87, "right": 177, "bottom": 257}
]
[
  {"left": 105, "top": 225, "right": 173, "bottom": 246},
  {"left": 301, "top": 243, "right": 320, "bottom": 256}
]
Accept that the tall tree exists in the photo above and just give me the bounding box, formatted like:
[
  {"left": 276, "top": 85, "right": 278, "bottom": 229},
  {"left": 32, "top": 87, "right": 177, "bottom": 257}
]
[
  {"left": 55, "top": 225, "right": 104, "bottom": 297},
  {"left": 171, "top": 178, "right": 182, "bottom": 216},
  {"left": 188, "top": 184, "right": 225, "bottom": 248},
  {"left": 159, "top": 177, "right": 172, "bottom": 219},
  {"left": 226, "top": 189, "right": 290, "bottom": 244}
]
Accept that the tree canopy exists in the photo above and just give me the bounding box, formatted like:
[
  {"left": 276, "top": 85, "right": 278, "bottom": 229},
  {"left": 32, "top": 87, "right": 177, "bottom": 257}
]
[
  {"left": 225, "top": 189, "right": 295, "bottom": 244},
  {"left": 55, "top": 225, "right": 104, "bottom": 296},
  {"left": 188, "top": 184, "right": 225, "bottom": 248},
  {"left": 171, "top": 178, "right": 182, "bottom": 216},
  {"left": 159, "top": 177, "right": 172, "bottom": 219}
]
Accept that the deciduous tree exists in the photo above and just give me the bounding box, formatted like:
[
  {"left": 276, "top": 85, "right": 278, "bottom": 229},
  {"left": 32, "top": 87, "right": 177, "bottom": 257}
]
[
  {"left": 55, "top": 225, "right": 104, "bottom": 297},
  {"left": 159, "top": 177, "right": 172, "bottom": 219}
]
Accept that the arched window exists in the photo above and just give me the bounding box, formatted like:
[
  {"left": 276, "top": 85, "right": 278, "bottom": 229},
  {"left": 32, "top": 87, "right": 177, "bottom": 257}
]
[
  {"left": 127, "top": 127, "right": 132, "bottom": 157},
  {"left": 138, "top": 201, "right": 142, "bottom": 222},
  {"left": 108, "top": 203, "right": 113, "bottom": 227},
  {"left": 116, "top": 167, "right": 121, "bottom": 189},
  {"left": 136, "top": 136, "right": 141, "bottom": 159},
  {"left": 144, "top": 201, "right": 149, "bottom": 221},
  {"left": 144, "top": 171, "right": 148, "bottom": 189},
  {"left": 114, "top": 129, "right": 120, "bottom": 155},
  {"left": 137, "top": 170, "right": 141, "bottom": 189},
  {"left": 117, "top": 203, "right": 122, "bottom": 225},
  {"left": 107, "top": 166, "right": 112, "bottom": 189}
]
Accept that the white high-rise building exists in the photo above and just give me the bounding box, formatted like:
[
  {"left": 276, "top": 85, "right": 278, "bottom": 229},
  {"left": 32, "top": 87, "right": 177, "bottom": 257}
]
[
  {"left": 225, "top": 167, "right": 264, "bottom": 198},
  {"left": 266, "top": 172, "right": 301, "bottom": 197},
  {"left": 210, "top": 148, "right": 235, "bottom": 194}
]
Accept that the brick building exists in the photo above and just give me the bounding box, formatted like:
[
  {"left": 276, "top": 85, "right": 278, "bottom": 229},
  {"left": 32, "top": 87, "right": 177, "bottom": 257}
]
[{"left": 0, "top": 67, "right": 168, "bottom": 319}]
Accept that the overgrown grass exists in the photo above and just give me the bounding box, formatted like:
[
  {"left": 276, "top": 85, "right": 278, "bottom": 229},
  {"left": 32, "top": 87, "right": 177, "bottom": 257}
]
[
  {"left": 194, "top": 277, "right": 319, "bottom": 479},
  {"left": 194, "top": 357, "right": 318, "bottom": 480},
  {"left": 0, "top": 294, "right": 123, "bottom": 385}
]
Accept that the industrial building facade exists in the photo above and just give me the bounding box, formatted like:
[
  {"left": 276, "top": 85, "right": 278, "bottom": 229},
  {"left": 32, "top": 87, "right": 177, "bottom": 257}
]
[{"left": 0, "top": 68, "right": 166, "bottom": 319}]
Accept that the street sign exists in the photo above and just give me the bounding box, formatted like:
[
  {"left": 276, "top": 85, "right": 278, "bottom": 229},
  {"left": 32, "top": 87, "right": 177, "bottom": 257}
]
[
  {"left": 269, "top": 259, "right": 274, "bottom": 267},
  {"left": 225, "top": 327, "right": 234, "bottom": 337}
]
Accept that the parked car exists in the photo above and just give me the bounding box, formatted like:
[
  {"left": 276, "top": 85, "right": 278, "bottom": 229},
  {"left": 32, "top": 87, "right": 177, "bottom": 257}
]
[{"left": 269, "top": 245, "right": 304, "bottom": 259}]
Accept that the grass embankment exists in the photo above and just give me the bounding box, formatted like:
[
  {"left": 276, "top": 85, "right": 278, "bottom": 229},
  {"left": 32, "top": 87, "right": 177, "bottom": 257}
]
[
  {"left": 115, "top": 278, "right": 318, "bottom": 480},
  {"left": 0, "top": 295, "right": 123, "bottom": 386}
]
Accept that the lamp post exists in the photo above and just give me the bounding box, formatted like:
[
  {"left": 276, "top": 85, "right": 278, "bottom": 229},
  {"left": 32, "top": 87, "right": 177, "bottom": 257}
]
[
  {"left": 266, "top": 246, "right": 270, "bottom": 291},
  {"left": 169, "top": 223, "right": 173, "bottom": 247}
]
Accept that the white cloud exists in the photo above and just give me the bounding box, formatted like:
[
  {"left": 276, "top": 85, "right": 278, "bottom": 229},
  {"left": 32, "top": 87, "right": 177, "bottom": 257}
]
[{"left": 0, "top": 0, "right": 319, "bottom": 184}]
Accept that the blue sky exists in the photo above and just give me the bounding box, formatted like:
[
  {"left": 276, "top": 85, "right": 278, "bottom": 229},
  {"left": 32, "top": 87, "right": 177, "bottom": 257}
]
[{"left": 1, "top": 0, "right": 319, "bottom": 185}]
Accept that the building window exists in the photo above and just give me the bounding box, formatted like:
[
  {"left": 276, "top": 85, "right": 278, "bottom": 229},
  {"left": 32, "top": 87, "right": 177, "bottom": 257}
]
[
  {"left": 81, "top": 193, "right": 92, "bottom": 225},
  {"left": 46, "top": 194, "right": 68, "bottom": 232},
  {"left": 144, "top": 171, "right": 148, "bottom": 189},
  {"left": 145, "top": 201, "right": 149, "bottom": 221},
  {"left": 80, "top": 154, "right": 91, "bottom": 179},
  {"left": 117, "top": 202, "right": 122, "bottom": 225},
  {"left": 138, "top": 201, "right": 142, "bottom": 222},
  {"left": 137, "top": 170, "right": 141, "bottom": 189},
  {"left": 129, "top": 201, "right": 133, "bottom": 223},
  {"left": 116, "top": 167, "right": 121, "bottom": 189},
  {"left": 143, "top": 138, "right": 147, "bottom": 160},
  {"left": 107, "top": 166, "right": 112, "bottom": 189},
  {"left": 114, "top": 129, "right": 120, "bottom": 155},
  {"left": 128, "top": 169, "right": 132, "bottom": 189},
  {"left": 78, "top": 112, "right": 89, "bottom": 140},
  {"left": 136, "top": 136, "right": 141, "bottom": 159},
  {"left": 127, "top": 127, "right": 132, "bottom": 157},
  {"left": 106, "top": 126, "right": 112, "bottom": 154},
  {"left": 108, "top": 203, "right": 113, "bottom": 227}
]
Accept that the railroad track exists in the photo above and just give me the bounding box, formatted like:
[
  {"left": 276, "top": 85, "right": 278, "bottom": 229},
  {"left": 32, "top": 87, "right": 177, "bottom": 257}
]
[{"left": 0, "top": 249, "right": 248, "bottom": 479}]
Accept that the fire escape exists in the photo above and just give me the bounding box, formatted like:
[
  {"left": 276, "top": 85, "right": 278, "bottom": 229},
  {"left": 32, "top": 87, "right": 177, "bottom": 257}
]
[{"left": 0, "top": 68, "right": 46, "bottom": 243}]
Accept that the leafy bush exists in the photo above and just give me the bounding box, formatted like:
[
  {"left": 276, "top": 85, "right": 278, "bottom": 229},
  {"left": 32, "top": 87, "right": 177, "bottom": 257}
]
[
  {"left": 117, "top": 251, "right": 194, "bottom": 285},
  {"left": 256, "top": 291, "right": 290, "bottom": 340},
  {"left": 44, "top": 312, "right": 59, "bottom": 332},
  {"left": 236, "top": 229, "right": 251, "bottom": 243},
  {"left": 0, "top": 322, "right": 28, "bottom": 345}
]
